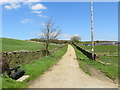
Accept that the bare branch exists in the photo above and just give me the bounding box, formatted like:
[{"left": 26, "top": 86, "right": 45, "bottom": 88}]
[{"left": 40, "top": 18, "right": 61, "bottom": 51}]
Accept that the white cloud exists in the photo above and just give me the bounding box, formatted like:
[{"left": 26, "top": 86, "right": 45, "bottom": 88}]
[
  {"left": 1, "top": 0, "right": 47, "bottom": 18},
  {"left": 25, "top": 0, "right": 41, "bottom": 2},
  {"left": 1, "top": 0, "right": 47, "bottom": 13},
  {"left": 37, "top": 33, "right": 80, "bottom": 40},
  {"left": 38, "top": 14, "right": 47, "bottom": 18},
  {"left": 37, "top": 32, "right": 61, "bottom": 39},
  {"left": 21, "top": 0, "right": 41, "bottom": 5},
  {"left": 4, "top": 3, "right": 21, "bottom": 9},
  {"left": 60, "top": 34, "right": 80, "bottom": 40},
  {"left": 0, "top": 0, "right": 14, "bottom": 4},
  {"left": 4, "top": 5, "right": 12, "bottom": 9},
  {"left": 21, "top": 19, "right": 34, "bottom": 23},
  {"left": 0, "top": 0, "right": 41, "bottom": 4},
  {"left": 33, "top": 10, "right": 42, "bottom": 13},
  {"left": 1, "top": 0, "right": 42, "bottom": 10},
  {"left": 31, "top": 4, "right": 46, "bottom": 10}
]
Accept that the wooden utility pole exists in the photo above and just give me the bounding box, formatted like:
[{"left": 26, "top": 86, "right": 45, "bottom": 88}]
[{"left": 90, "top": 0, "right": 95, "bottom": 60}]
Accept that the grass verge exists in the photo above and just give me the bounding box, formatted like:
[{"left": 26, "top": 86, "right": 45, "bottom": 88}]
[
  {"left": 72, "top": 45, "right": 118, "bottom": 81},
  {"left": 2, "top": 45, "right": 68, "bottom": 88}
]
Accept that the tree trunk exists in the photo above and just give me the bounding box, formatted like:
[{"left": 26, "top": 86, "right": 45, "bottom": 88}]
[{"left": 45, "top": 40, "right": 49, "bottom": 56}]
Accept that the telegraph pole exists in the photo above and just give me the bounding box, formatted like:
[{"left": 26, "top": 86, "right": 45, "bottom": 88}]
[{"left": 90, "top": 0, "right": 95, "bottom": 60}]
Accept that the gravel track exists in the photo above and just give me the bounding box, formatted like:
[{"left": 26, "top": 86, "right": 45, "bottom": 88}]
[{"left": 29, "top": 44, "right": 118, "bottom": 88}]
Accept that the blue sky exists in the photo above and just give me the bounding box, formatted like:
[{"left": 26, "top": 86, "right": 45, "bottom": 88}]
[{"left": 1, "top": 2, "right": 118, "bottom": 41}]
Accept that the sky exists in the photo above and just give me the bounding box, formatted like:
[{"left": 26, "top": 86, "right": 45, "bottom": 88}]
[{"left": 1, "top": 1, "right": 118, "bottom": 41}]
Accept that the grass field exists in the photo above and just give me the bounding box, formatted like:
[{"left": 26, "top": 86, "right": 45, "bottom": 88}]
[
  {"left": 79, "top": 44, "right": 118, "bottom": 66},
  {"left": 73, "top": 45, "right": 118, "bottom": 81},
  {"left": 1, "top": 38, "right": 62, "bottom": 52},
  {"left": 2, "top": 45, "right": 68, "bottom": 88}
]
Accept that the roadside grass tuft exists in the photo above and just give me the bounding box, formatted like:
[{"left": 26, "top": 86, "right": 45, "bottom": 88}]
[{"left": 2, "top": 46, "right": 67, "bottom": 88}]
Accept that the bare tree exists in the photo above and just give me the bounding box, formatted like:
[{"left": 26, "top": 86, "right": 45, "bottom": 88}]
[
  {"left": 40, "top": 18, "right": 61, "bottom": 52},
  {"left": 70, "top": 36, "right": 81, "bottom": 42}
]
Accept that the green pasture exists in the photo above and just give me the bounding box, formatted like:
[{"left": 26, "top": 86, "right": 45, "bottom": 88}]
[
  {"left": 78, "top": 43, "right": 118, "bottom": 66},
  {"left": 1, "top": 38, "right": 62, "bottom": 52}
]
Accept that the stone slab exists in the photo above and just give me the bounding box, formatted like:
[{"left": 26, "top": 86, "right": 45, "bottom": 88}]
[{"left": 16, "top": 75, "right": 29, "bottom": 82}]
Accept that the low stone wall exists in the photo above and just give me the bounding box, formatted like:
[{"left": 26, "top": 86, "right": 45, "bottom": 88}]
[
  {"left": 73, "top": 43, "right": 96, "bottom": 60},
  {"left": 1, "top": 45, "right": 64, "bottom": 73}
]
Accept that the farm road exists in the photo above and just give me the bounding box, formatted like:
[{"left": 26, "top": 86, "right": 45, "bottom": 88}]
[{"left": 29, "top": 44, "right": 117, "bottom": 88}]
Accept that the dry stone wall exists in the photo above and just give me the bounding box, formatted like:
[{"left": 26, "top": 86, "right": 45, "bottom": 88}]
[
  {"left": 73, "top": 43, "right": 96, "bottom": 60},
  {"left": 1, "top": 45, "right": 64, "bottom": 73}
]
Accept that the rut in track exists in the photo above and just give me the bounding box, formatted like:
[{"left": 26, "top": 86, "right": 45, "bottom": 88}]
[{"left": 29, "top": 44, "right": 118, "bottom": 88}]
